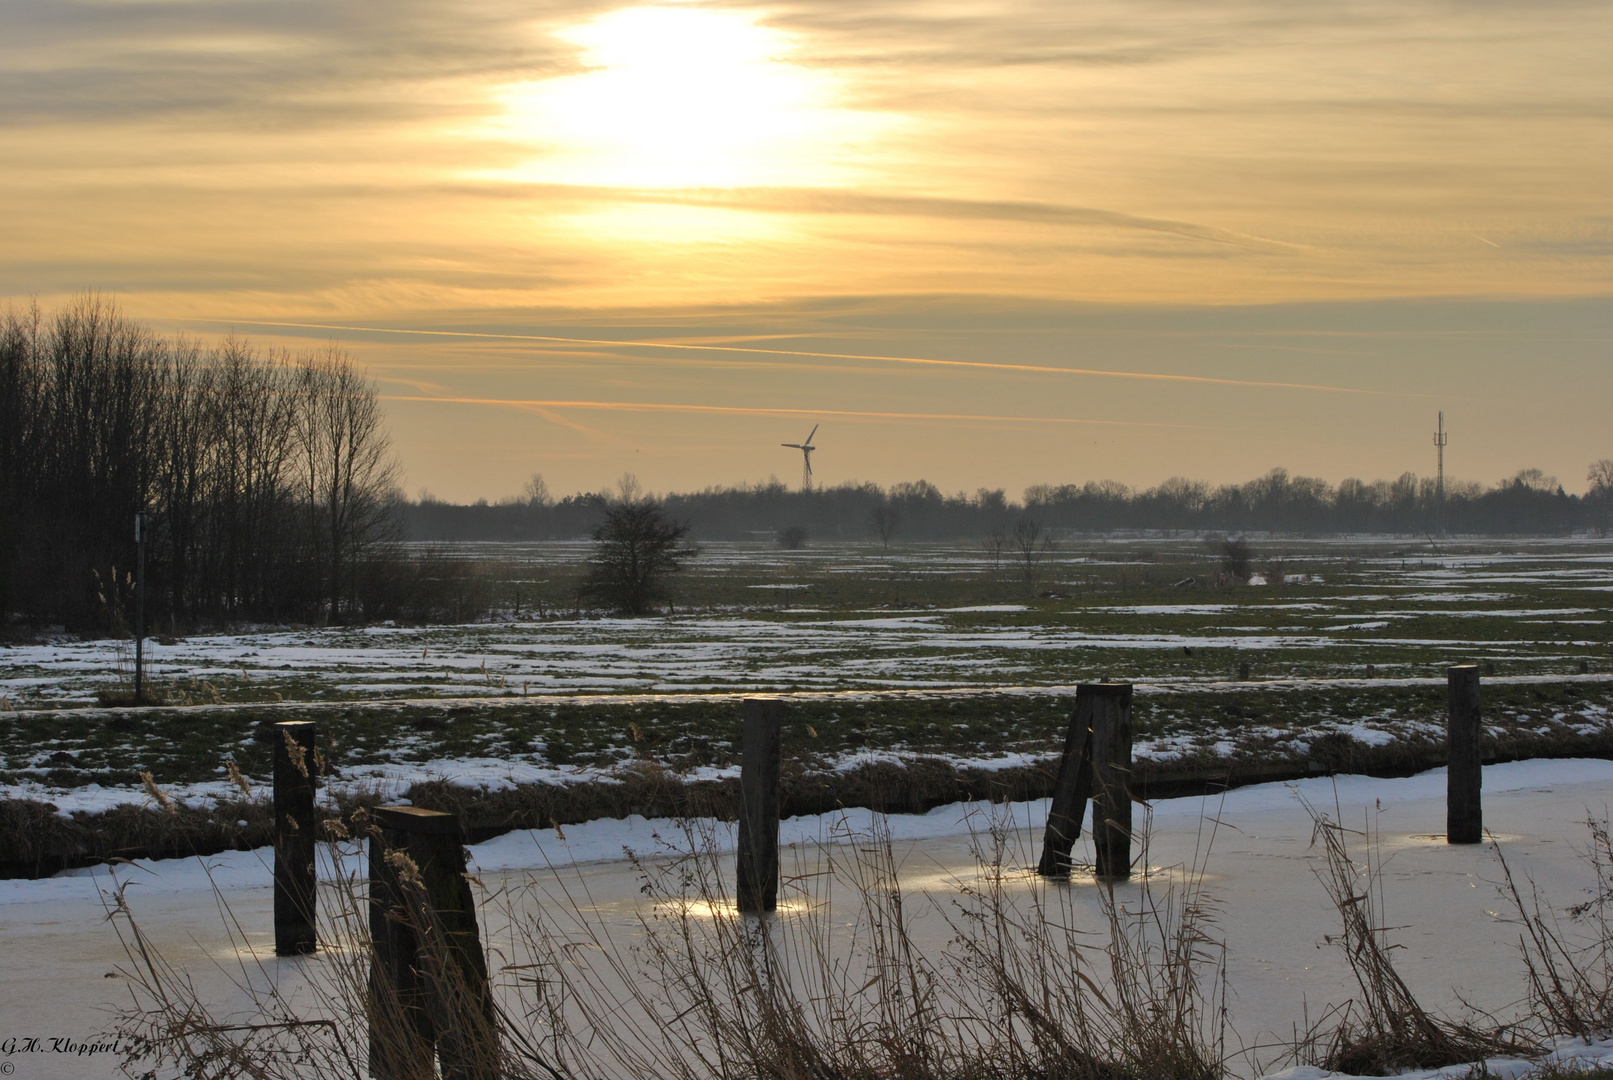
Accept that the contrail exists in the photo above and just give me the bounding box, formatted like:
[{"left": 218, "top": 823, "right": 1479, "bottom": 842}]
[
  {"left": 380, "top": 395, "right": 1223, "bottom": 430},
  {"left": 189, "top": 317, "right": 1401, "bottom": 397}
]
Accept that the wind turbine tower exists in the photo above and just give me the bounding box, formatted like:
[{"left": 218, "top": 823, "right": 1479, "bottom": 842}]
[
  {"left": 1434, "top": 411, "right": 1448, "bottom": 536},
  {"left": 781, "top": 424, "right": 818, "bottom": 492}
]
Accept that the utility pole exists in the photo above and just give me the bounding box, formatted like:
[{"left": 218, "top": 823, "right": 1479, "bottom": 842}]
[
  {"left": 134, "top": 512, "right": 146, "bottom": 704},
  {"left": 1434, "top": 412, "right": 1448, "bottom": 536}
]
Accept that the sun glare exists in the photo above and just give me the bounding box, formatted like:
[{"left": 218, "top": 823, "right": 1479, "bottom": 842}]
[{"left": 495, "top": 5, "right": 880, "bottom": 189}]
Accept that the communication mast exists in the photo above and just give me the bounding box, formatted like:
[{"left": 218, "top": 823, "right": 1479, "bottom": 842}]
[{"left": 1434, "top": 412, "right": 1448, "bottom": 536}]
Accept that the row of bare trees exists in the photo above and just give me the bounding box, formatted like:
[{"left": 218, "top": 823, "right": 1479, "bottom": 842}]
[{"left": 0, "top": 297, "right": 399, "bottom": 630}]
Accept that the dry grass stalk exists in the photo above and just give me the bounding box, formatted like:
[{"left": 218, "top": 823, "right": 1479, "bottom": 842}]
[
  {"left": 140, "top": 770, "right": 175, "bottom": 814},
  {"left": 946, "top": 807, "right": 1227, "bottom": 1080},
  {"left": 1300, "top": 800, "right": 1525, "bottom": 1074},
  {"left": 1495, "top": 816, "right": 1613, "bottom": 1041},
  {"left": 108, "top": 807, "right": 1234, "bottom": 1080},
  {"left": 226, "top": 759, "right": 252, "bottom": 797}
]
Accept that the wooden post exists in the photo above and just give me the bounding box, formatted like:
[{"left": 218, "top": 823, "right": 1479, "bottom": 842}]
[
  {"left": 1088, "top": 684, "right": 1134, "bottom": 880},
  {"left": 736, "top": 698, "right": 783, "bottom": 913},
  {"left": 369, "top": 806, "right": 497, "bottom": 1080},
  {"left": 1447, "top": 665, "right": 1483, "bottom": 844},
  {"left": 1237, "top": 660, "right": 1251, "bottom": 682},
  {"left": 1037, "top": 696, "right": 1095, "bottom": 878},
  {"left": 273, "top": 720, "right": 319, "bottom": 956}
]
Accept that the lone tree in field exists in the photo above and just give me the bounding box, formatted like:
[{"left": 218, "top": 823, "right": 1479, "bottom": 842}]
[
  {"left": 583, "top": 493, "right": 691, "bottom": 615},
  {"left": 869, "top": 503, "right": 901, "bottom": 549},
  {"left": 1012, "top": 517, "right": 1053, "bottom": 590}
]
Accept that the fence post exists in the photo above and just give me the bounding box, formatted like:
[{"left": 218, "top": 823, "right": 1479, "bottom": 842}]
[
  {"left": 273, "top": 720, "right": 319, "bottom": 956},
  {"left": 1237, "top": 660, "right": 1251, "bottom": 682},
  {"left": 1447, "top": 665, "right": 1483, "bottom": 844},
  {"left": 1037, "top": 695, "right": 1096, "bottom": 878},
  {"left": 1089, "top": 684, "right": 1135, "bottom": 880},
  {"left": 369, "top": 806, "right": 497, "bottom": 1080},
  {"left": 737, "top": 697, "right": 783, "bottom": 913}
]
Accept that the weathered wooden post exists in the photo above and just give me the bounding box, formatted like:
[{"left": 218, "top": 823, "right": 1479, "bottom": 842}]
[
  {"left": 1447, "top": 665, "right": 1483, "bottom": 844},
  {"left": 273, "top": 720, "right": 319, "bottom": 956},
  {"left": 1037, "top": 683, "right": 1133, "bottom": 879},
  {"left": 1088, "top": 684, "right": 1134, "bottom": 880},
  {"left": 736, "top": 697, "right": 783, "bottom": 913},
  {"left": 1038, "top": 695, "right": 1095, "bottom": 878},
  {"left": 369, "top": 806, "right": 497, "bottom": 1080}
]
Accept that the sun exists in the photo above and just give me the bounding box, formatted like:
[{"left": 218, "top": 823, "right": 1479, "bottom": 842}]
[{"left": 494, "top": 5, "right": 878, "bottom": 189}]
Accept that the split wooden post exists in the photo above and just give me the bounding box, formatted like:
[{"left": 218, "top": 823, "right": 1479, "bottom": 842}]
[
  {"left": 273, "top": 720, "right": 319, "bottom": 956},
  {"left": 369, "top": 806, "right": 498, "bottom": 1080},
  {"left": 1447, "top": 665, "right": 1483, "bottom": 844},
  {"left": 736, "top": 697, "right": 783, "bottom": 913},
  {"left": 1037, "top": 683, "right": 1133, "bottom": 880},
  {"left": 1037, "top": 694, "right": 1095, "bottom": 878},
  {"left": 1088, "top": 684, "right": 1135, "bottom": 880}
]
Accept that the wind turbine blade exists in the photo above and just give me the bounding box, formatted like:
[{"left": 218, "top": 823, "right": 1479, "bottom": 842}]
[{"left": 805, "top": 424, "right": 819, "bottom": 444}]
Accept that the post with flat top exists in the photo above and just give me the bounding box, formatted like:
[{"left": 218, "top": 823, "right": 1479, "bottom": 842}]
[
  {"left": 273, "top": 720, "right": 320, "bottom": 955},
  {"left": 1088, "top": 684, "right": 1135, "bottom": 880},
  {"left": 369, "top": 805, "right": 497, "bottom": 1080},
  {"left": 1447, "top": 665, "right": 1483, "bottom": 844},
  {"left": 133, "top": 512, "right": 145, "bottom": 704},
  {"left": 736, "top": 697, "right": 783, "bottom": 913}
]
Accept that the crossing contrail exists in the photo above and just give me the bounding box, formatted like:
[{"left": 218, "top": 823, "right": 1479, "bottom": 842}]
[
  {"left": 190, "top": 317, "right": 1405, "bottom": 397},
  {"left": 380, "top": 395, "right": 1225, "bottom": 429}
]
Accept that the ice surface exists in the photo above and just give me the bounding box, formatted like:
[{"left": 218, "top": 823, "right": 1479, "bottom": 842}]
[{"left": 9, "top": 760, "right": 1613, "bottom": 1078}]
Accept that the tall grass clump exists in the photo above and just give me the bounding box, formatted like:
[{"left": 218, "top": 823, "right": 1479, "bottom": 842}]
[
  {"left": 1299, "top": 802, "right": 1525, "bottom": 1075},
  {"left": 1496, "top": 816, "right": 1613, "bottom": 1042},
  {"left": 108, "top": 807, "right": 1231, "bottom": 1080}
]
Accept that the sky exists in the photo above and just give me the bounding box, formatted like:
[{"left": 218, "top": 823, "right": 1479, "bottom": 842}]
[{"left": 2, "top": 0, "right": 1611, "bottom": 502}]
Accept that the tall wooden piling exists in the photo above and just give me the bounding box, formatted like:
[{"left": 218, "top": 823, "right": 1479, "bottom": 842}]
[
  {"left": 273, "top": 720, "right": 319, "bottom": 956},
  {"left": 1037, "top": 683, "right": 1133, "bottom": 880},
  {"left": 1447, "top": 665, "right": 1483, "bottom": 844},
  {"left": 1088, "top": 684, "right": 1135, "bottom": 880},
  {"left": 736, "top": 697, "right": 783, "bottom": 913},
  {"left": 369, "top": 806, "right": 497, "bottom": 1080}
]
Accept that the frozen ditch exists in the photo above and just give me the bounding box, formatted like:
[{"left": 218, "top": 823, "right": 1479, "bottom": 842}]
[{"left": 5, "top": 759, "right": 1613, "bottom": 1078}]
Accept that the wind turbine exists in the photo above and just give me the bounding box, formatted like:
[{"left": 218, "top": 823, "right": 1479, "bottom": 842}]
[{"left": 781, "top": 424, "right": 818, "bottom": 491}]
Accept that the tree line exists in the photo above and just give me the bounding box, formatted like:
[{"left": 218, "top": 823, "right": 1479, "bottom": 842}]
[
  {"left": 0, "top": 298, "right": 400, "bottom": 632},
  {"left": 408, "top": 466, "right": 1613, "bottom": 544}
]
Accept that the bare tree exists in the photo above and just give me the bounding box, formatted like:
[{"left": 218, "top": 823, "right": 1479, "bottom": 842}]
[
  {"left": 980, "top": 525, "right": 1007, "bottom": 576},
  {"left": 583, "top": 496, "right": 691, "bottom": 615},
  {"left": 1012, "top": 517, "right": 1053, "bottom": 590},
  {"left": 522, "top": 473, "right": 551, "bottom": 507},
  {"left": 869, "top": 503, "right": 901, "bottom": 549},
  {"left": 1588, "top": 460, "right": 1613, "bottom": 496},
  {"left": 293, "top": 347, "right": 399, "bottom": 623}
]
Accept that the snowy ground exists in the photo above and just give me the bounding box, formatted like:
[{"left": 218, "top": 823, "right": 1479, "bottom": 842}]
[
  {"left": 6, "top": 760, "right": 1613, "bottom": 1079},
  {"left": 3, "top": 538, "right": 1609, "bottom": 709}
]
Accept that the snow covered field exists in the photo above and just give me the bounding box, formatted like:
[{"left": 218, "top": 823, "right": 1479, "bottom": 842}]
[
  {"left": 2, "top": 536, "right": 1610, "bottom": 823},
  {"left": 6, "top": 760, "right": 1613, "bottom": 1078},
  {"left": 3, "top": 538, "right": 1609, "bottom": 708}
]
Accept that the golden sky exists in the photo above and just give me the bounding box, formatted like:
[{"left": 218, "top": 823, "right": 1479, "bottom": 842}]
[{"left": 3, "top": 0, "right": 1611, "bottom": 500}]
